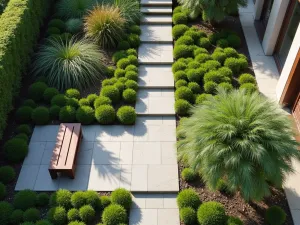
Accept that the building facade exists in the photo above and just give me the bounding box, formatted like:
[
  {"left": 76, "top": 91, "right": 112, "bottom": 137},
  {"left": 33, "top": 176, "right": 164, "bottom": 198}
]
[{"left": 253, "top": 0, "right": 300, "bottom": 131}]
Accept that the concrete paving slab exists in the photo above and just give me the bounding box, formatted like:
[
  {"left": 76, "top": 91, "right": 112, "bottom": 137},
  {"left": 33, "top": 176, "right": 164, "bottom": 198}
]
[
  {"left": 34, "top": 165, "right": 59, "bottom": 191},
  {"left": 120, "top": 142, "right": 134, "bottom": 164},
  {"left": 130, "top": 208, "right": 158, "bottom": 225},
  {"left": 141, "top": 15, "right": 172, "bottom": 24},
  {"left": 148, "top": 165, "right": 179, "bottom": 191},
  {"left": 145, "top": 194, "right": 164, "bottom": 209},
  {"left": 15, "top": 165, "right": 39, "bottom": 190},
  {"left": 141, "top": 25, "right": 172, "bottom": 43},
  {"left": 92, "top": 142, "right": 121, "bottom": 165},
  {"left": 120, "top": 165, "right": 132, "bottom": 189},
  {"left": 163, "top": 194, "right": 178, "bottom": 208},
  {"left": 23, "top": 142, "right": 46, "bottom": 165},
  {"left": 59, "top": 165, "right": 91, "bottom": 190},
  {"left": 133, "top": 142, "right": 161, "bottom": 165},
  {"left": 131, "top": 165, "right": 148, "bottom": 191},
  {"left": 138, "top": 65, "right": 174, "bottom": 88},
  {"left": 158, "top": 209, "right": 180, "bottom": 225},
  {"left": 141, "top": 6, "right": 172, "bottom": 14},
  {"left": 138, "top": 43, "right": 173, "bottom": 64},
  {"left": 77, "top": 142, "right": 94, "bottom": 165},
  {"left": 161, "top": 142, "right": 177, "bottom": 165},
  {"left": 141, "top": 0, "right": 172, "bottom": 5}
]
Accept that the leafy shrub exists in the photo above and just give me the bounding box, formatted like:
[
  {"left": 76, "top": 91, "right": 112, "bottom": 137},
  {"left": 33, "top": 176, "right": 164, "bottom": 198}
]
[
  {"left": 0, "top": 183, "right": 6, "bottom": 199},
  {"left": 204, "top": 71, "right": 229, "bottom": 84},
  {"left": 94, "top": 97, "right": 112, "bottom": 108},
  {"left": 28, "top": 82, "right": 48, "bottom": 102},
  {"left": 66, "top": 98, "right": 79, "bottom": 108},
  {"left": 49, "top": 19, "right": 65, "bottom": 32},
  {"left": 187, "top": 68, "right": 206, "bottom": 83},
  {"left": 100, "top": 86, "right": 120, "bottom": 104},
  {"left": 36, "top": 193, "right": 49, "bottom": 207},
  {"left": 117, "top": 41, "right": 130, "bottom": 51},
  {"left": 216, "top": 179, "right": 232, "bottom": 195},
  {"left": 16, "top": 107, "right": 33, "bottom": 123},
  {"left": 122, "top": 89, "right": 137, "bottom": 103},
  {"left": 125, "top": 80, "right": 138, "bottom": 91},
  {"left": 180, "top": 207, "right": 197, "bottom": 225},
  {"left": 50, "top": 189, "right": 72, "bottom": 209},
  {"left": 265, "top": 206, "right": 286, "bottom": 225},
  {"left": 227, "top": 35, "right": 241, "bottom": 49},
  {"left": 114, "top": 69, "right": 126, "bottom": 78},
  {"left": 32, "top": 107, "right": 50, "bottom": 125},
  {"left": 173, "top": 45, "right": 193, "bottom": 59},
  {"left": 173, "top": 12, "right": 188, "bottom": 24},
  {"left": 71, "top": 191, "right": 86, "bottom": 209},
  {"left": 217, "top": 39, "right": 229, "bottom": 48},
  {"left": 100, "top": 196, "right": 111, "bottom": 208},
  {"left": 67, "top": 208, "right": 80, "bottom": 221},
  {"left": 172, "top": 24, "right": 189, "bottom": 40},
  {"left": 79, "top": 205, "right": 95, "bottom": 223},
  {"left": 202, "top": 60, "right": 221, "bottom": 71},
  {"left": 23, "top": 208, "right": 40, "bottom": 222},
  {"left": 114, "top": 82, "right": 125, "bottom": 94},
  {"left": 175, "top": 87, "right": 194, "bottom": 103},
  {"left": 103, "top": 78, "right": 118, "bottom": 86},
  {"left": 127, "top": 48, "right": 137, "bottom": 57},
  {"left": 85, "top": 191, "right": 100, "bottom": 209},
  {"left": 177, "top": 189, "right": 201, "bottom": 209},
  {"left": 117, "top": 106, "right": 136, "bottom": 125},
  {"left": 188, "top": 82, "right": 201, "bottom": 94},
  {"left": 181, "top": 168, "right": 197, "bottom": 182},
  {"left": 238, "top": 73, "right": 255, "bottom": 85},
  {"left": 172, "top": 61, "right": 187, "bottom": 73},
  {"left": 14, "top": 190, "right": 36, "bottom": 210},
  {"left": 51, "top": 94, "right": 67, "bottom": 107},
  {"left": 47, "top": 207, "right": 67, "bottom": 225},
  {"left": 174, "top": 71, "right": 188, "bottom": 81},
  {"left": 20, "top": 222, "right": 35, "bottom": 225},
  {"left": 49, "top": 105, "right": 60, "bottom": 120},
  {"left": 68, "top": 221, "right": 86, "bottom": 225},
  {"left": 185, "top": 30, "right": 206, "bottom": 42},
  {"left": 218, "top": 67, "right": 233, "bottom": 79},
  {"left": 195, "top": 53, "right": 211, "bottom": 63},
  {"left": 23, "top": 99, "right": 37, "bottom": 108},
  {"left": 227, "top": 216, "right": 243, "bottom": 225},
  {"left": 47, "top": 27, "right": 61, "bottom": 36},
  {"left": 75, "top": 106, "right": 94, "bottom": 124},
  {"left": 111, "top": 188, "right": 132, "bottom": 210},
  {"left": 0, "top": 166, "right": 15, "bottom": 184},
  {"left": 224, "top": 58, "right": 240, "bottom": 74},
  {"left": 0, "top": 201, "right": 13, "bottom": 225},
  {"left": 117, "top": 58, "right": 131, "bottom": 69},
  {"left": 95, "top": 105, "right": 116, "bottom": 125},
  {"left": 65, "top": 89, "right": 80, "bottom": 99},
  {"left": 237, "top": 58, "right": 248, "bottom": 71},
  {"left": 204, "top": 81, "right": 218, "bottom": 94},
  {"left": 79, "top": 99, "right": 90, "bottom": 107},
  {"left": 35, "top": 220, "right": 53, "bottom": 225},
  {"left": 102, "top": 204, "right": 127, "bottom": 225},
  {"left": 176, "top": 80, "right": 188, "bottom": 89},
  {"left": 10, "top": 209, "right": 24, "bottom": 225},
  {"left": 125, "top": 71, "right": 138, "bottom": 81},
  {"left": 4, "top": 138, "right": 28, "bottom": 163},
  {"left": 86, "top": 94, "right": 98, "bottom": 106},
  {"left": 176, "top": 36, "right": 194, "bottom": 46},
  {"left": 224, "top": 48, "right": 239, "bottom": 58},
  {"left": 127, "top": 55, "right": 138, "bottom": 66},
  {"left": 106, "top": 66, "right": 115, "bottom": 77},
  {"left": 129, "top": 25, "right": 141, "bottom": 35},
  {"left": 197, "top": 201, "right": 227, "bottom": 225},
  {"left": 212, "top": 52, "right": 227, "bottom": 64},
  {"left": 198, "top": 37, "right": 210, "bottom": 49},
  {"left": 44, "top": 88, "right": 59, "bottom": 103},
  {"left": 194, "top": 47, "right": 209, "bottom": 56},
  {"left": 84, "top": 5, "right": 125, "bottom": 48},
  {"left": 59, "top": 106, "right": 76, "bottom": 122},
  {"left": 175, "top": 100, "right": 192, "bottom": 116},
  {"left": 218, "top": 82, "right": 233, "bottom": 92},
  {"left": 125, "top": 65, "right": 138, "bottom": 73},
  {"left": 33, "top": 38, "right": 105, "bottom": 90},
  {"left": 127, "top": 34, "right": 140, "bottom": 48},
  {"left": 65, "top": 18, "right": 83, "bottom": 34},
  {"left": 187, "top": 61, "right": 201, "bottom": 69},
  {"left": 14, "top": 133, "right": 28, "bottom": 142},
  {"left": 240, "top": 83, "right": 257, "bottom": 94}
]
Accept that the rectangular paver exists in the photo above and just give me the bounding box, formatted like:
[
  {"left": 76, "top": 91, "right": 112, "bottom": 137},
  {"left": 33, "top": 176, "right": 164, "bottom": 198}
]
[
  {"left": 138, "top": 43, "right": 173, "bottom": 64},
  {"left": 141, "top": 0, "right": 172, "bottom": 5},
  {"left": 148, "top": 165, "right": 179, "bottom": 191},
  {"left": 138, "top": 65, "right": 174, "bottom": 88},
  {"left": 141, "top": 6, "right": 172, "bottom": 14},
  {"left": 141, "top": 25, "right": 172, "bottom": 43}
]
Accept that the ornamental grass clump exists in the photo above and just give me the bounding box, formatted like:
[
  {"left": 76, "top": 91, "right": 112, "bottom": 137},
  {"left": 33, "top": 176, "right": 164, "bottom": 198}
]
[
  {"left": 177, "top": 88, "right": 300, "bottom": 201},
  {"left": 33, "top": 38, "right": 105, "bottom": 90},
  {"left": 56, "top": 0, "right": 94, "bottom": 19}
]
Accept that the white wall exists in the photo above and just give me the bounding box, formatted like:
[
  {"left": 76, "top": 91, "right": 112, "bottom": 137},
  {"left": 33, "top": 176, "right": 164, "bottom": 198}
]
[
  {"left": 254, "top": 0, "right": 265, "bottom": 20},
  {"left": 276, "top": 22, "right": 300, "bottom": 101}
]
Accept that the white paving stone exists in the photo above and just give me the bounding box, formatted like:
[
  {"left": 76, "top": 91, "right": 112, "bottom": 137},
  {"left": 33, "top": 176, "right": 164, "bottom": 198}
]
[
  {"left": 141, "top": 6, "right": 172, "bottom": 14},
  {"left": 138, "top": 65, "right": 174, "bottom": 88},
  {"left": 15, "top": 165, "right": 39, "bottom": 190},
  {"left": 34, "top": 165, "right": 59, "bottom": 191},
  {"left": 138, "top": 43, "right": 173, "bottom": 64},
  {"left": 23, "top": 142, "right": 46, "bottom": 165},
  {"left": 158, "top": 209, "right": 180, "bottom": 225},
  {"left": 141, "top": 25, "right": 172, "bottom": 43},
  {"left": 148, "top": 165, "right": 179, "bottom": 191},
  {"left": 133, "top": 142, "right": 161, "bottom": 165},
  {"left": 131, "top": 165, "right": 148, "bottom": 191},
  {"left": 141, "top": 0, "right": 172, "bottom": 6},
  {"left": 130, "top": 209, "right": 158, "bottom": 225},
  {"left": 142, "top": 15, "right": 172, "bottom": 24}
]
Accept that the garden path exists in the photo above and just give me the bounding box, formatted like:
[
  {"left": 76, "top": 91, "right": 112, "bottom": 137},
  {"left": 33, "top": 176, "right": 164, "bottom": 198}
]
[{"left": 239, "top": 1, "right": 300, "bottom": 224}]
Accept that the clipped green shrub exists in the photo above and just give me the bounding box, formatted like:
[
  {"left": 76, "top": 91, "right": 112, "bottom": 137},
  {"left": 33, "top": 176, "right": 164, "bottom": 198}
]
[
  {"left": 112, "top": 51, "right": 127, "bottom": 63},
  {"left": 187, "top": 68, "right": 206, "bottom": 83},
  {"left": 177, "top": 189, "right": 201, "bottom": 209},
  {"left": 172, "top": 24, "right": 189, "bottom": 40},
  {"left": 208, "top": 33, "right": 221, "bottom": 45},
  {"left": 217, "top": 39, "right": 229, "bottom": 48},
  {"left": 49, "top": 19, "right": 65, "bottom": 32},
  {"left": 173, "top": 13, "right": 188, "bottom": 24},
  {"left": 28, "top": 82, "right": 48, "bottom": 102},
  {"left": 114, "top": 82, "right": 126, "bottom": 95},
  {"left": 0, "top": 201, "right": 13, "bottom": 225},
  {"left": 14, "top": 190, "right": 36, "bottom": 210},
  {"left": 67, "top": 208, "right": 80, "bottom": 221},
  {"left": 50, "top": 189, "right": 72, "bottom": 209},
  {"left": 100, "top": 196, "right": 111, "bottom": 208},
  {"left": 175, "top": 87, "right": 194, "bottom": 103},
  {"left": 66, "top": 97, "right": 79, "bottom": 108},
  {"left": 106, "top": 66, "right": 115, "bottom": 77},
  {"left": 65, "top": 18, "right": 82, "bottom": 34},
  {"left": 187, "top": 61, "right": 201, "bottom": 69},
  {"left": 176, "top": 35, "right": 194, "bottom": 46},
  {"left": 172, "top": 61, "right": 187, "bottom": 73},
  {"left": 36, "top": 220, "right": 54, "bottom": 225},
  {"left": 23, "top": 99, "right": 37, "bottom": 108},
  {"left": 174, "top": 71, "right": 188, "bottom": 81},
  {"left": 65, "top": 89, "right": 80, "bottom": 99},
  {"left": 117, "top": 106, "right": 136, "bottom": 125},
  {"left": 175, "top": 99, "right": 192, "bottom": 116},
  {"left": 224, "top": 48, "right": 239, "bottom": 58},
  {"left": 197, "top": 201, "right": 227, "bottom": 225},
  {"left": 79, "top": 98, "right": 90, "bottom": 107},
  {"left": 237, "top": 58, "right": 248, "bottom": 71},
  {"left": 175, "top": 80, "right": 188, "bottom": 89},
  {"left": 216, "top": 179, "right": 232, "bottom": 195},
  {"left": 240, "top": 83, "right": 257, "bottom": 94},
  {"left": 227, "top": 216, "right": 243, "bottom": 225},
  {"left": 94, "top": 97, "right": 112, "bottom": 108},
  {"left": 174, "top": 5, "right": 183, "bottom": 13},
  {"left": 36, "top": 193, "right": 49, "bottom": 207},
  {"left": 10, "top": 209, "right": 24, "bottom": 225},
  {"left": 86, "top": 94, "right": 98, "bottom": 106},
  {"left": 100, "top": 86, "right": 120, "bottom": 104},
  {"left": 125, "top": 65, "right": 138, "bottom": 73},
  {"left": 194, "top": 47, "right": 209, "bottom": 56},
  {"left": 122, "top": 89, "right": 137, "bottom": 103},
  {"left": 0, "top": 166, "right": 15, "bottom": 184},
  {"left": 51, "top": 94, "right": 68, "bottom": 107},
  {"left": 79, "top": 205, "right": 95, "bottom": 223},
  {"left": 0, "top": 183, "right": 6, "bottom": 199},
  {"left": 238, "top": 73, "right": 255, "bottom": 85},
  {"left": 103, "top": 78, "right": 117, "bottom": 86},
  {"left": 265, "top": 206, "right": 286, "bottom": 225},
  {"left": 125, "top": 70, "right": 138, "bottom": 81},
  {"left": 111, "top": 188, "right": 132, "bottom": 210},
  {"left": 212, "top": 52, "right": 227, "bottom": 64},
  {"left": 44, "top": 88, "right": 59, "bottom": 103},
  {"left": 227, "top": 34, "right": 241, "bottom": 49},
  {"left": 202, "top": 60, "right": 221, "bottom": 71},
  {"left": 180, "top": 207, "right": 197, "bottom": 225},
  {"left": 117, "top": 58, "right": 131, "bottom": 70},
  {"left": 218, "top": 67, "right": 233, "bottom": 79},
  {"left": 114, "top": 69, "right": 126, "bottom": 78},
  {"left": 129, "top": 25, "right": 141, "bottom": 35},
  {"left": 85, "top": 191, "right": 100, "bottom": 209},
  {"left": 16, "top": 124, "right": 32, "bottom": 135},
  {"left": 195, "top": 53, "right": 212, "bottom": 63},
  {"left": 95, "top": 105, "right": 116, "bottom": 125},
  {"left": 188, "top": 82, "right": 201, "bottom": 94},
  {"left": 127, "top": 55, "right": 138, "bottom": 66},
  {"left": 14, "top": 133, "right": 28, "bottom": 142},
  {"left": 181, "top": 168, "right": 197, "bottom": 182},
  {"left": 32, "top": 107, "right": 50, "bottom": 125},
  {"left": 204, "top": 71, "right": 229, "bottom": 84},
  {"left": 47, "top": 27, "right": 61, "bottom": 36},
  {"left": 4, "top": 138, "right": 28, "bottom": 163},
  {"left": 23, "top": 208, "right": 40, "bottom": 222},
  {"left": 126, "top": 48, "right": 137, "bottom": 56},
  {"left": 49, "top": 105, "right": 60, "bottom": 120},
  {"left": 173, "top": 45, "right": 193, "bottom": 59},
  {"left": 127, "top": 34, "right": 140, "bottom": 48},
  {"left": 102, "top": 204, "right": 127, "bottom": 225},
  {"left": 198, "top": 37, "right": 210, "bottom": 49},
  {"left": 125, "top": 80, "right": 138, "bottom": 91},
  {"left": 218, "top": 82, "right": 233, "bottom": 92},
  {"left": 59, "top": 106, "right": 76, "bottom": 122},
  {"left": 224, "top": 58, "right": 240, "bottom": 74},
  {"left": 71, "top": 191, "right": 86, "bottom": 209},
  {"left": 117, "top": 41, "right": 130, "bottom": 50},
  {"left": 76, "top": 106, "right": 94, "bottom": 125},
  {"left": 204, "top": 81, "right": 218, "bottom": 94},
  {"left": 16, "top": 106, "right": 33, "bottom": 123},
  {"left": 47, "top": 207, "right": 67, "bottom": 225}
]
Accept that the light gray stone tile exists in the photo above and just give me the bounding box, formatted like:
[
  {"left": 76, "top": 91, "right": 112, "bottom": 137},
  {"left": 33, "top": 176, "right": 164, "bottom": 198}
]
[
  {"left": 131, "top": 165, "right": 148, "bottom": 191},
  {"left": 148, "top": 125, "right": 176, "bottom": 142},
  {"left": 23, "top": 142, "right": 46, "bottom": 165},
  {"left": 157, "top": 209, "right": 180, "bottom": 225},
  {"left": 136, "top": 116, "right": 163, "bottom": 125},
  {"left": 141, "top": 0, "right": 172, "bottom": 5},
  {"left": 82, "top": 126, "right": 96, "bottom": 142},
  {"left": 59, "top": 165, "right": 91, "bottom": 190},
  {"left": 162, "top": 116, "right": 176, "bottom": 125},
  {"left": 290, "top": 209, "right": 300, "bottom": 225},
  {"left": 120, "top": 165, "right": 132, "bottom": 189},
  {"left": 239, "top": 13, "right": 255, "bottom": 27},
  {"left": 138, "top": 44, "right": 173, "bottom": 64},
  {"left": 15, "top": 165, "right": 39, "bottom": 190},
  {"left": 132, "top": 194, "right": 147, "bottom": 209},
  {"left": 148, "top": 165, "right": 179, "bottom": 191},
  {"left": 34, "top": 165, "right": 59, "bottom": 191},
  {"left": 31, "top": 126, "right": 59, "bottom": 142},
  {"left": 141, "top": 15, "right": 172, "bottom": 24},
  {"left": 41, "top": 142, "right": 56, "bottom": 165},
  {"left": 141, "top": 6, "right": 172, "bottom": 14},
  {"left": 130, "top": 208, "right": 158, "bottom": 225},
  {"left": 140, "top": 25, "right": 172, "bottom": 42},
  {"left": 120, "top": 142, "right": 133, "bottom": 165},
  {"left": 133, "top": 124, "right": 149, "bottom": 142},
  {"left": 145, "top": 194, "right": 164, "bottom": 209},
  {"left": 161, "top": 142, "right": 177, "bottom": 165},
  {"left": 133, "top": 142, "right": 161, "bottom": 165},
  {"left": 138, "top": 70, "right": 174, "bottom": 88},
  {"left": 163, "top": 194, "right": 178, "bottom": 209},
  {"left": 242, "top": 27, "right": 265, "bottom": 56},
  {"left": 77, "top": 142, "right": 94, "bottom": 165},
  {"left": 92, "top": 142, "right": 120, "bottom": 165}
]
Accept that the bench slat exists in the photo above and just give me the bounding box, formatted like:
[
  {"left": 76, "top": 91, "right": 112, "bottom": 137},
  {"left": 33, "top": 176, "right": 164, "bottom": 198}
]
[
  {"left": 49, "top": 124, "right": 67, "bottom": 169},
  {"left": 63, "top": 124, "right": 81, "bottom": 167}
]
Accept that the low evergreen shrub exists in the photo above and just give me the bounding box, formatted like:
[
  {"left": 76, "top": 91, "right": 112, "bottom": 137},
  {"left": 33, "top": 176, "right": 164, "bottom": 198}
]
[
  {"left": 175, "top": 99, "right": 191, "bottom": 116},
  {"left": 122, "top": 89, "right": 137, "bottom": 103},
  {"left": 127, "top": 55, "right": 138, "bottom": 66},
  {"left": 0, "top": 201, "right": 13, "bottom": 225},
  {"left": 173, "top": 45, "right": 193, "bottom": 59},
  {"left": 79, "top": 205, "right": 95, "bottom": 223},
  {"left": 172, "top": 24, "right": 189, "bottom": 40},
  {"left": 117, "top": 106, "right": 136, "bottom": 125},
  {"left": 204, "top": 81, "right": 218, "bottom": 94},
  {"left": 125, "top": 65, "right": 138, "bottom": 73},
  {"left": 224, "top": 58, "right": 241, "bottom": 74},
  {"left": 28, "top": 82, "right": 48, "bottom": 102},
  {"left": 227, "top": 216, "right": 243, "bottom": 225},
  {"left": 94, "top": 97, "right": 112, "bottom": 108},
  {"left": 16, "top": 124, "right": 32, "bottom": 135},
  {"left": 240, "top": 83, "right": 257, "bottom": 94},
  {"left": 117, "top": 58, "right": 131, "bottom": 70},
  {"left": 175, "top": 87, "right": 194, "bottom": 103},
  {"left": 13, "top": 190, "right": 37, "bottom": 210},
  {"left": 227, "top": 34, "right": 241, "bottom": 49},
  {"left": 36, "top": 193, "right": 49, "bottom": 207},
  {"left": 95, "top": 105, "right": 116, "bottom": 125},
  {"left": 47, "top": 207, "right": 67, "bottom": 225},
  {"left": 173, "top": 13, "right": 188, "bottom": 24},
  {"left": 195, "top": 93, "right": 212, "bottom": 104},
  {"left": 23, "top": 99, "right": 37, "bottom": 108},
  {"left": 102, "top": 204, "right": 127, "bottom": 225},
  {"left": 23, "top": 208, "right": 40, "bottom": 222},
  {"left": 67, "top": 208, "right": 80, "bottom": 221},
  {"left": 238, "top": 73, "right": 256, "bottom": 85},
  {"left": 16, "top": 106, "right": 33, "bottom": 123},
  {"left": 111, "top": 188, "right": 132, "bottom": 210},
  {"left": 0, "top": 182, "right": 6, "bottom": 199},
  {"left": 50, "top": 189, "right": 72, "bottom": 209},
  {"left": 188, "top": 82, "right": 201, "bottom": 94},
  {"left": 195, "top": 53, "right": 212, "bottom": 63},
  {"left": 129, "top": 25, "right": 141, "bottom": 35},
  {"left": 172, "top": 61, "right": 187, "bottom": 73},
  {"left": 194, "top": 47, "right": 209, "bottom": 56},
  {"left": 117, "top": 41, "right": 130, "bottom": 50},
  {"left": 218, "top": 82, "right": 233, "bottom": 92},
  {"left": 44, "top": 88, "right": 59, "bottom": 103},
  {"left": 174, "top": 71, "right": 188, "bottom": 81},
  {"left": 100, "top": 196, "right": 111, "bottom": 209},
  {"left": 4, "top": 138, "right": 28, "bottom": 163},
  {"left": 0, "top": 166, "right": 15, "bottom": 184},
  {"left": 202, "top": 60, "right": 221, "bottom": 71},
  {"left": 71, "top": 191, "right": 86, "bottom": 209},
  {"left": 125, "top": 80, "right": 138, "bottom": 91},
  {"left": 31, "top": 107, "right": 50, "bottom": 125},
  {"left": 100, "top": 86, "right": 120, "bottom": 104},
  {"left": 265, "top": 206, "right": 286, "bottom": 225},
  {"left": 59, "top": 106, "right": 76, "bottom": 122},
  {"left": 197, "top": 201, "right": 227, "bottom": 225},
  {"left": 176, "top": 35, "right": 194, "bottom": 46},
  {"left": 49, "top": 105, "right": 60, "bottom": 120},
  {"left": 198, "top": 37, "right": 210, "bottom": 49},
  {"left": 216, "top": 39, "right": 229, "bottom": 48},
  {"left": 180, "top": 207, "right": 197, "bottom": 225},
  {"left": 181, "top": 168, "right": 197, "bottom": 182},
  {"left": 127, "top": 34, "right": 140, "bottom": 48},
  {"left": 125, "top": 71, "right": 138, "bottom": 81},
  {"left": 76, "top": 106, "right": 95, "bottom": 125},
  {"left": 187, "top": 68, "right": 206, "bottom": 83},
  {"left": 175, "top": 80, "right": 188, "bottom": 89},
  {"left": 177, "top": 189, "right": 201, "bottom": 209},
  {"left": 10, "top": 209, "right": 24, "bottom": 225},
  {"left": 51, "top": 94, "right": 68, "bottom": 107},
  {"left": 65, "top": 89, "right": 80, "bottom": 99}
]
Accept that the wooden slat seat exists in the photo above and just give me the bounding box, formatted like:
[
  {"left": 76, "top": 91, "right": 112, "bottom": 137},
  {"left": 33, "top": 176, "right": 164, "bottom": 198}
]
[{"left": 49, "top": 123, "right": 82, "bottom": 179}]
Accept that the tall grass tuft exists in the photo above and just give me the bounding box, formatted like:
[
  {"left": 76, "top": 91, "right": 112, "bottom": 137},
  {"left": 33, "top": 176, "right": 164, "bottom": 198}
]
[
  {"left": 33, "top": 38, "right": 106, "bottom": 90},
  {"left": 56, "top": 0, "right": 95, "bottom": 19}
]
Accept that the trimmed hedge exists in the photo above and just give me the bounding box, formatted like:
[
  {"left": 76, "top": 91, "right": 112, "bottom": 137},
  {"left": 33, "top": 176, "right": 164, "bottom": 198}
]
[{"left": 0, "top": 0, "right": 52, "bottom": 140}]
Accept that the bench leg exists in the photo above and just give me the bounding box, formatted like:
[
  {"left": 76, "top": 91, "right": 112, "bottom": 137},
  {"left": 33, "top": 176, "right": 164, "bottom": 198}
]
[
  {"left": 68, "top": 169, "right": 75, "bottom": 179},
  {"left": 49, "top": 170, "right": 58, "bottom": 179}
]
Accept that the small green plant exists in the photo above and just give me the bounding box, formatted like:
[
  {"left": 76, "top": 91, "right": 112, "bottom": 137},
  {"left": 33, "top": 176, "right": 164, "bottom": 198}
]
[
  {"left": 71, "top": 191, "right": 86, "bottom": 209},
  {"left": 127, "top": 34, "right": 140, "bottom": 48},
  {"left": 48, "top": 19, "right": 65, "bottom": 32},
  {"left": 175, "top": 99, "right": 192, "bottom": 116},
  {"left": 180, "top": 207, "right": 197, "bottom": 225},
  {"left": 50, "top": 105, "right": 61, "bottom": 120},
  {"left": 0, "top": 201, "right": 13, "bottom": 225},
  {"left": 79, "top": 205, "right": 95, "bottom": 223},
  {"left": 102, "top": 204, "right": 127, "bottom": 225},
  {"left": 51, "top": 94, "right": 68, "bottom": 107},
  {"left": 14, "top": 190, "right": 37, "bottom": 210},
  {"left": 177, "top": 189, "right": 201, "bottom": 209},
  {"left": 188, "top": 82, "right": 201, "bottom": 94},
  {"left": 122, "top": 89, "right": 137, "bottom": 103},
  {"left": 129, "top": 25, "right": 141, "bottom": 35},
  {"left": 239, "top": 83, "right": 257, "bottom": 94},
  {"left": 227, "top": 34, "right": 241, "bottom": 49},
  {"left": 218, "top": 82, "right": 233, "bottom": 92},
  {"left": 67, "top": 208, "right": 80, "bottom": 221},
  {"left": 65, "top": 18, "right": 83, "bottom": 34},
  {"left": 218, "top": 67, "right": 233, "bottom": 79},
  {"left": 86, "top": 94, "right": 98, "bottom": 106},
  {"left": 176, "top": 80, "right": 188, "bottom": 89},
  {"left": 197, "top": 201, "right": 227, "bottom": 225},
  {"left": 181, "top": 168, "right": 197, "bottom": 182},
  {"left": 76, "top": 106, "right": 95, "bottom": 125},
  {"left": 4, "top": 138, "right": 28, "bottom": 163},
  {"left": 50, "top": 189, "right": 72, "bottom": 209},
  {"left": 95, "top": 105, "right": 116, "bottom": 125},
  {"left": 23, "top": 99, "right": 37, "bottom": 108},
  {"left": 265, "top": 206, "right": 286, "bottom": 225},
  {"left": 59, "top": 106, "right": 76, "bottom": 122},
  {"left": 175, "top": 87, "right": 194, "bottom": 103},
  {"left": 173, "top": 45, "right": 193, "bottom": 59},
  {"left": 44, "top": 88, "right": 59, "bottom": 103},
  {"left": 117, "top": 41, "right": 130, "bottom": 50},
  {"left": 127, "top": 48, "right": 137, "bottom": 56},
  {"left": 238, "top": 73, "right": 256, "bottom": 85},
  {"left": 125, "top": 65, "right": 138, "bottom": 73},
  {"left": 28, "top": 82, "right": 48, "bottom": 102},
  {"left": 187, "top": 68, "right": 206, "bottom": 83},
  {"left": 14, "top": 133, "right": 29, "bottom": 142},
  {"left": 127, "top": 55, "right": 138, "bottom": 66},
  {"left": 35, "top": 220, "right": 53, "bottom": 225},
  {"left": 114, "top": 69, "right": 126, "bottom": 78},
  {"left": 31, "top": 107, "right": 50, "bottom": 125},
  {"left": 112, "top": 51, "right": 127, "bottom": 63},
  {"left": 16, "top": 124, "right": 32, "bottom": 136},
  {"left": 106, "top": 66, "right": 115, "bottom": 77},
  {"left": 111, "top": 188, "right": 132, "bottom": 210},
  {"left": 100, "top": 196, "right": 111, "bottom": 208},
  {"left": 16, "top": 106, "right": 33, "bottom": 123},
  {"left": 187, "top": 61, "right": 201, "bottom": 69},
  {"left": 194, "top": 47, "right": 209, "bottom": 56},
  {"left": 125, "top": 71, "right": 138, "bottom": 81},
  {"left": 0, "top": 182, "right": 6, "bottom": 199},
  {"left": 23, "top": 208, "right": 40, "bottom": 222},
  {"left": 125, "top": 80, "right": 138, "bottom": 91},
  {"left": 173, "top": 12, "right": 188, "bottom": 24},
  {"left": 117, "top": 106, "right": 136, "bottom": 125},
  {"left": 198, "top": 37, "right": 210, "bottom": 49},
  {"left": 172, "top": 61, "right": 187, "bottom": 73},
  {"left": 10, "top": 209, "right": 24, "bottom": 225},
  {"left": 36, "top": 193, "right": 49, "bottom": 207},
  {"left": 85, "top": 190, "right": 100, "bottom": 209},
  {"left": 117, "top": 58, "right": 131, "bottom": 69},
  {"left": 94, "top": 97, "right": 112, "bottom": 108},
  {"left": 204, "top": 81, "right": 218, "bottom": 94},
  {"left": 204, "top": 71, "right": 229, "bottom": 84},
  {"left": 79, "top": 98, "right": 90, "bottom": 107},
  {"left": 202, "top": 60, "right": 221, "bottom": 71},
  {"left": 65, "top": 89, "right": 80, "bottom": 99},
  {"left": 0, "top": 166, "right": 15, "bottom": 184},
  {"left": 227, "top": 216, "right": 243, "bottom": 225},
  {"left": 100, "top": 86, "right": 120, "bottom": 104},
  {"left": 172, "top": 24, "right": 189, "bottom": 40},
  {"left": 216, "top": 179, "right": 232, "bottom": 195},
  {"left": 195, "top": 53, "right": 211, "bottom": 63},
  {"left": 47, "top": 207, "right": 67, "bottom": 225},
  {"left": 176, "top": 35, "right": 194, "bottom": 46},
  {"left": 217, "top": 39, "right": 229, "bottom": 48},
  {"left": 174, "top": 71, "right": 188, "bottom": 81}
]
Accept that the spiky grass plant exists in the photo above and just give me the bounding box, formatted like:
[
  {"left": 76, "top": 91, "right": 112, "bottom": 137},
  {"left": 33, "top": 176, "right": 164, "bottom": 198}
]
[
  {"left": 84, "top": 5, "right": 125, "bottom": 49},
  {"left": 33, "top": 38, "right": 105, "bottom": 90},
  {"left": 177, "top": 88, "right": 300, "bottom": 201},
  {"left": 56, "top": 0, "right": 95, "bottom": 19}
]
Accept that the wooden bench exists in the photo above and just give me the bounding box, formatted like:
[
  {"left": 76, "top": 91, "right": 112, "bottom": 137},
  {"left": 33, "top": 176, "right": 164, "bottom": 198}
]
[{"left": 49, "top": 123, "right": 83, "bottom": 179}]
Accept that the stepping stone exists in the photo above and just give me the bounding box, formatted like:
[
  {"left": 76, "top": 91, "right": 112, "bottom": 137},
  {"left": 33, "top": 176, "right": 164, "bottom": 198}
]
[
  {"left": 148, "top": 165, "right": 179, "bottom": 191},
  {"left": 141, "top": 6, "right": 172, "bottom": 14},
  {"left": 138, "top": 65, "right": 174, "bottom": 88},
  {"left": 138, "top": 43, "right": 173, "bottom": 64},
  {"left": 140, "top": 25, "right": 172, "bottom": 43},
  {"left": 135, "top": 89, "right": 175, "bottom": 115},
  {"left": 141, "top": 0, "right": 172, "bottom": 6},
  {"left": 141, "top": 15, "right": 172, "bottom": 24}
]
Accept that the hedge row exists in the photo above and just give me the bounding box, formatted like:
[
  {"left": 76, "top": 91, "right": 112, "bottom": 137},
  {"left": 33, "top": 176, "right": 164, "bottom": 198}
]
[{"left": 0, "top": 0, "right": 52, "bottom": 139}]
